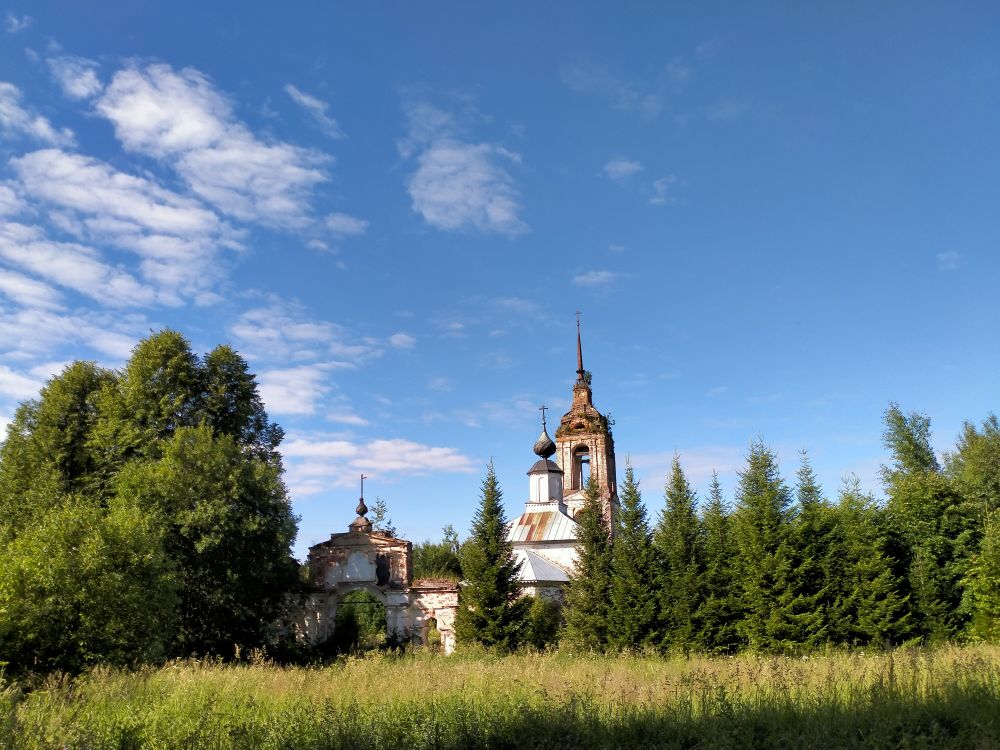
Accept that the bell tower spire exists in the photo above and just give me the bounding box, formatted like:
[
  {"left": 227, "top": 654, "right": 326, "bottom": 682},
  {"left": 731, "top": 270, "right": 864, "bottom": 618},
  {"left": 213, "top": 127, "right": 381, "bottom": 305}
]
[
  {"left": 576, "top": 311, "right": 585, "bottom": 382},
  {"left": 554, "top": 315, "right": 618, "bottom": 521}
]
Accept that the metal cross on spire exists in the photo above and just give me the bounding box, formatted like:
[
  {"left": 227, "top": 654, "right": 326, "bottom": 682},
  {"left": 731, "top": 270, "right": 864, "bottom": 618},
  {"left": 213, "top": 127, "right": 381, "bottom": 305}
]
[
  {"left": 539, "top": 404, "right": 548, "bottom": 430},
  {"left": 356, "top": 474, "right": 369, "bottom": 517}
]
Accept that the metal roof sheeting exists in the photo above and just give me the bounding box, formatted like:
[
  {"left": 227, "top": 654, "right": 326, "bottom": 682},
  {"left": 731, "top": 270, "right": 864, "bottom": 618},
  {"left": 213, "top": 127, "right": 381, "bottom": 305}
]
[
  {"left": 515, "top": 548, "right": 571, "bottom": 583},
  {"left": 508, "top": 509, "right": 577, "bottom": 543}
]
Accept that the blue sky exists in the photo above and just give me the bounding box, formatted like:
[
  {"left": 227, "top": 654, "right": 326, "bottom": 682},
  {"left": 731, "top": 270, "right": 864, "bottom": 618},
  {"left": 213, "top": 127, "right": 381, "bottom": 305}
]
[{"left": 1, "top": 2, "right": 997, "bottom": 558}]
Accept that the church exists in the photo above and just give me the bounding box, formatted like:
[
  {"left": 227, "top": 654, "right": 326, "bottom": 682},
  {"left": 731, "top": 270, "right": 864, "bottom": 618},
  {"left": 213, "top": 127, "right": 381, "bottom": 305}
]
[
  {"left": 288, "top": 322, "right": 619, "bottom": 651},
  {"left": 507, "top": 321, "right": 619, "bottom": 600}
]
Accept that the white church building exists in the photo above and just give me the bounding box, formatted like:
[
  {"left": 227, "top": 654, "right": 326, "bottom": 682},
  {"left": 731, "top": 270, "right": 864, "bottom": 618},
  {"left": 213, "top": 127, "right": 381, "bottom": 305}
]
[{"left": 507, "top": 325, "right": 619, "bottom": 599}]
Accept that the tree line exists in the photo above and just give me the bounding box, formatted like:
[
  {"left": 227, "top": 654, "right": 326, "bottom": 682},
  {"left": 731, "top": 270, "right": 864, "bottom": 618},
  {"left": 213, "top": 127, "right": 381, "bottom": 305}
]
[{"left": 457, "top": 406, "right": 1000, "bottom": 652}]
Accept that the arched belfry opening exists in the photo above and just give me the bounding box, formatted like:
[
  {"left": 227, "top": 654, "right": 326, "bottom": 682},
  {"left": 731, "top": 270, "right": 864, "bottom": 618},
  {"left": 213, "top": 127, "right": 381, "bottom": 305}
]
[
  {"left": 554, "top": 315, "right": 618, "bottom": 521},
  {"left": 572, "top": 444, "right": 591, "bottom": 490}
]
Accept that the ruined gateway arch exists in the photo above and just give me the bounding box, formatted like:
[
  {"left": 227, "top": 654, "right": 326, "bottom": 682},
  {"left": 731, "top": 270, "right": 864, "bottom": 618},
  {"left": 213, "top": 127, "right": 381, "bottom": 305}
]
[{"left": 289, "top": 501, "right": 459, "bottom": 654}]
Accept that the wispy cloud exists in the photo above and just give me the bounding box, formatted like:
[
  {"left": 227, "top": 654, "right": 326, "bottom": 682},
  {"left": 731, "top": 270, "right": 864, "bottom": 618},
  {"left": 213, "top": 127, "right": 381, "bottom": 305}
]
[
  {"left": 572, "top": 269, "right": 623, "bottom": 287},
  {"left": 648, "top": 175, "right": 677, "bottom": 205},
  {"left": 388, "top": 332, "right": 416, "bottom": 349},
  {"left": 562, "top": 57, "right": 692, "bottom": 121},
  {"left": 936, "top": 251, "right": 961, "bottom": 271},
  {"left": 96, "top": 64, "right": 327, "bottom": 229},
  {"left": 325, "top": 212, "right": 368, "bottom": 237},
  {"left": 4, "top": 13, "right": 32, "bottom": 33},
  {"left": 0, "top": 221, "right": 158, "bottom": 307},
  {"left": 280, "top": 431, "right": 475, "bottom": 496},
  {"left": 327, "top": 410, "right": 370, "bottom": 427},
  {"left": 284, "top": 84, "right": 345, "bottom": 139},
  {"left": 603, "top": 157, "right": 643, "bottom": 181},
  {"left": 400, "top": 100, "right": 528, "bottom": 237},
  {"left": 0, "top": 82, "right": 74, "bottom": 146},
  {"left": 229, "top": 300, "right": 380, "bottom": 364},
  {"left": 0, "top": 304, "right": 147, "bottom": 359},
  {"left": 0, "top": 267, "right": 63, "bottom": 309},
  {"left": 258, "top": 364, "right": 332, "bottom": 415},
  {"left": 47, "top": 55, "right": 103, "bottom": 100},
  {"left": 11, "top": 148, "right": 236, "bottom": 302},
  {"left": 0, "top": 364, "right": 44, "bottom": 400}
]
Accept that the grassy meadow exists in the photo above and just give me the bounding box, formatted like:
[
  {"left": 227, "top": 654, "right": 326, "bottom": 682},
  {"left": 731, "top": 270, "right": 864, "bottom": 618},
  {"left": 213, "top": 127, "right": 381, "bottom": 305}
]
[{"left": 3, "top": 645, "right": 1000, "bottom": 749}]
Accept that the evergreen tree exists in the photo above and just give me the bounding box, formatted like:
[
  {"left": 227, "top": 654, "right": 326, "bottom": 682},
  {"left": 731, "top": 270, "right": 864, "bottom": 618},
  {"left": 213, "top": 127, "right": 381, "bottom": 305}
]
[
  {"left": 562, "top": 478, "right": 612, "bottom": 651},
  {"left": 731, "top": 439, "right": 797, "bottom": 651},
  {"left": 694, "top": 472, "right": 742, "bottom": 653},
  {"left": 654, "top": 456, "right": 703, "bottom": 653},
  {"left": 825, "top": 475, "right": 909, "bottom": 645},
  {"left": 963, "top": 510, "right": 1000, "bottom": 640},
  {"left": 525, "top": 596, "right": 563, "bottom": 650},
  {"left": 786, "top": 450, "right": 832, "bottom": 646},
  {"left": 607, "top": 466, "right": 657, "bottom": 650},
  {"left": 882, "top": 403, "right": 968, "bottom": 641},
  {"left": 455, "top": 463, "right": 528, "bottom": 650}
]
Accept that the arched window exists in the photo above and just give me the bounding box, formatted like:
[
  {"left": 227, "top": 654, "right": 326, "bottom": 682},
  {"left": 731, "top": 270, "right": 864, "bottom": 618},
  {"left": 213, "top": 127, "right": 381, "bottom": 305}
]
[{"left": 573, "top": 444, "right": 590, "bottom": 490}]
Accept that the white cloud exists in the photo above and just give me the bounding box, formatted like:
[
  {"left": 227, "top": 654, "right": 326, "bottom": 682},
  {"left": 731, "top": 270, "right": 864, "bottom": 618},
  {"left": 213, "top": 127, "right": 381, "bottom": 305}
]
[
  {"left": 0, "top": 221, "right": 158, "bottom": 307},
  {"left": 0, "top": 267, "right": 62, "bottom": 309},
  {"left": 401, "top": 101, "right": 528, "bottom": 237},
  {"left": 47, "top": 56, "right": 103, "bottom": 100},
  {"left": 13, "top": 150, "right": 224, "bottom": 238},
  {"left": 388, "top": 332, "right": 415, "bottom": 349},
  {"left": 327, "top": 411, "right": 370, "bottom": 427},
  {"left": 936, "top": 251, "right": 961, "bottom": 271},
  {"left": 0, "top": 364, "right": 43, "bottom": 400},
  {"left": 604, "top": 157, "right": 643, "bottom": 181},
  {"left": 258, "top": 364, "right": 331, "bottom": 415},
  {"left": 649, "top": 175, "right": 677, "bottom": 205},
  {"left": 229, "top": 301, "right": 382, "bottom": 364},
  {"left": 4, "top": 13, "right": 32, "bottom": 33},
  {"left": 11, "top": 149, "right": 235, "bottom": 301},
  {"left": 572, "top": 269, "right": 623, "bottom": 287},
  {"left": 284, "top": 84, "right": 345, "bottom": 139},
  {"left": 280, "top": 432, "right": 475, "bottom": 496},
  {"left": 0, "top": 82, "right": 74, "bottom": 146},
  {"left": 96, "top": 64, "right": 327, "bottom": 228},
  {"left": 0, "top": 303, "right": 142, "bottom": 359},
  {"left": 561, "top": 61, "right": 666, "bottom": 120},
  {"left": 0, "top": 185, "right": 24, "bottom": 216},
  {"left": 325, "top": 212, "right": 368, "bottom": 236}
]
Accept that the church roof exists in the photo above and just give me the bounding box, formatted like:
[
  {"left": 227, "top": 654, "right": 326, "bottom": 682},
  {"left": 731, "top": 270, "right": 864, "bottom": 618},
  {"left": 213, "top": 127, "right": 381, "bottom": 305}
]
[
  {"left": 508, "top": 508, "right": 577, "bottom": 543},
  {"left": 514, "top": 548, "right": 571, "bottom": 583},
  {"left": 527, "top": 458, "right": 562, "bottom": 475}
]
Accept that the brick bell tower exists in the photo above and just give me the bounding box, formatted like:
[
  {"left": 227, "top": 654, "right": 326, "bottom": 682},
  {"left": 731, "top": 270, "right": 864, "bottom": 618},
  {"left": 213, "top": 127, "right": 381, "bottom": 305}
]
[{"left": 554, "top": 315, "right": 619, "bottom": 522}]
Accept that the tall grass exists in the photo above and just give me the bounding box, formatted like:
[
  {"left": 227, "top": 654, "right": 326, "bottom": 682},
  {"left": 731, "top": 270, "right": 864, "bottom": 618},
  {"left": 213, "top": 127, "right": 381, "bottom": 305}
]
[{"left": 3, "top": 645, "right": 999, "bottom": 749}]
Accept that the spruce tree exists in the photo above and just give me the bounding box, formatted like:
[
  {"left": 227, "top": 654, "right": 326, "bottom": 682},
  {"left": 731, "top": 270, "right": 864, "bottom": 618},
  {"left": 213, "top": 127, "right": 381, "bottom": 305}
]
[
  {"left": 607, "top": 466, "right": 657, "bottom": 650},
  {"left": 826, "top": 475, "right": 909, "bottom": 645},
  {"left": 455, "top": 463, "right": 528, "bottom": 650},
  {"left": 562, "top": 478, "right": 612, "bottom": 651},
  {"left": 654, "top": 456, "right": 703, "bottom": 653},
  {"left": 787, "top": 450, "right": 832, "bottom": 647},
  {"left": 882, "top": 403, "right": 967, "bottom": 641},
  {"left": 963, "top": 510, "right": 1000, "bottom": 640},
  {"left": 731, "top": 439, "right": 797, "bottom": 651},
  {"left": 695, "top": 472, "right": 742, "bottom": 653}
]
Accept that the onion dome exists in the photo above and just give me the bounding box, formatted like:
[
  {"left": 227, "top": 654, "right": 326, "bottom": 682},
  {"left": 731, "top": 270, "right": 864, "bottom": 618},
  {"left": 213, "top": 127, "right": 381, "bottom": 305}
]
[{"left": 533, "top": 428, "right": 556, "bottom": 458}]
